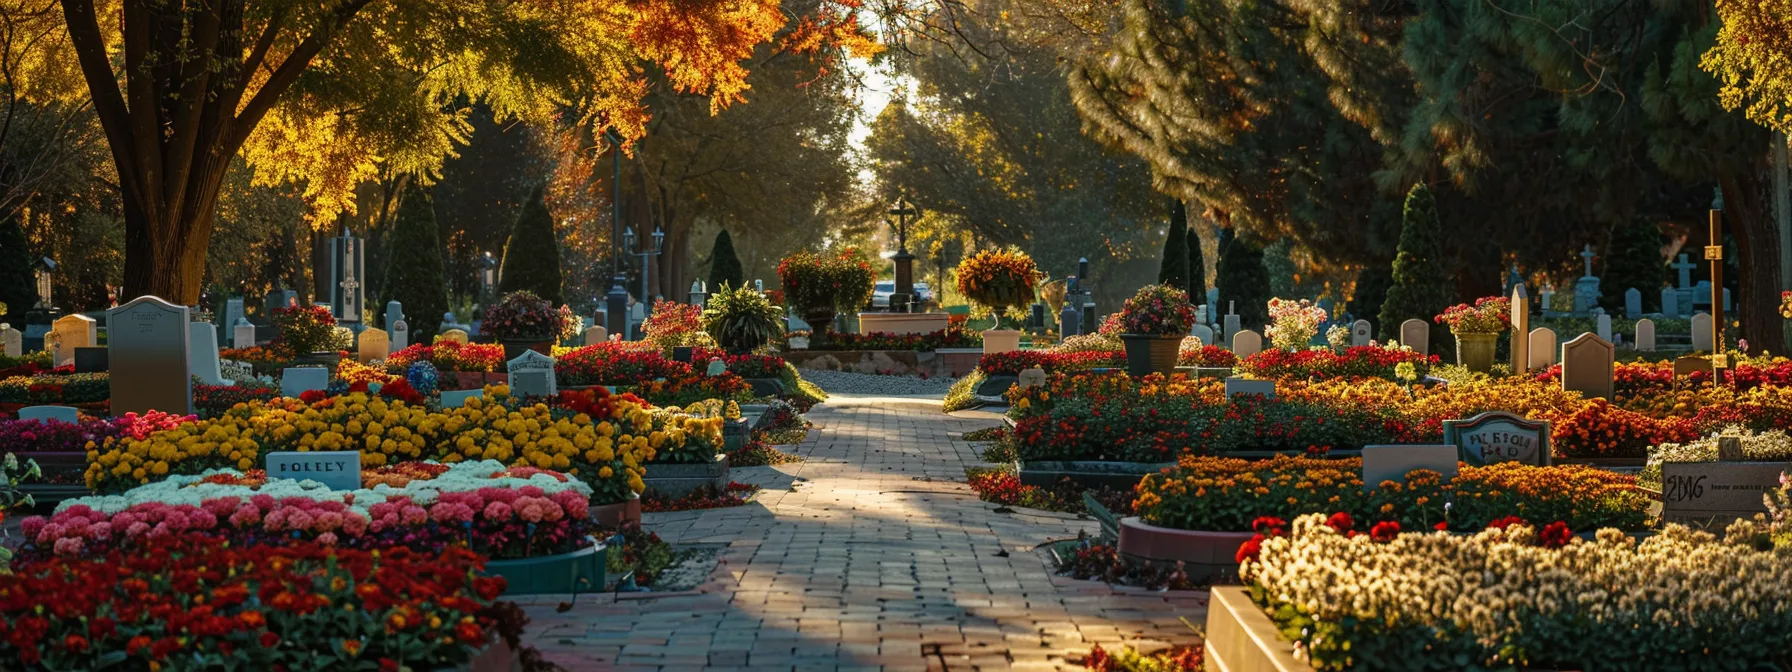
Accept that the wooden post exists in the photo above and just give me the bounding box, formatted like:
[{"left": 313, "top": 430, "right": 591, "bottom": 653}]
[{"left": 1709, "top": 209, "right": 1727, "bottom": 380}]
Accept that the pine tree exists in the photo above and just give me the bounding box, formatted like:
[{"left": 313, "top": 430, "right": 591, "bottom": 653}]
[
  {"left": 1215, "top": 227, "right": 1272, "bottom": 328},
  {"left": 380, "top": 188, "right": 449, "bottom": 339},
  {"left": 707, "top": 229, "right": 744, "bottom": 291},
  {"left": 1378, "top": 183, "right": 1452, "bottom": 342},
  {"left": 1600, "top": 218, "right": 1665, "bottom": 313},
  {"left": 1157, "top": 201, "right": 1190, "bottom": 290},
  {"left": 498, "top": 186, "right": 563, "bottom": 305},
  {"left": 0, "top": 215, "right": 36, "bottom": 325},
  {"left": 1185, "top": 204, "right": 1208, "bottom": 306},
  {"left": 1348, "top": 261, "right": 1393, "bottom": 337}
]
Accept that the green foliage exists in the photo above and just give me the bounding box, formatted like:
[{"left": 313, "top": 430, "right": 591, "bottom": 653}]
[
  {"left": 707, "top": 229, "right": 745, "bottom": 293},
  {"left": 0, "top": 215, "right": 34, "bottom": 324},
  {"left": 1347, "top": 261, "right": 1393, "bottom": 337},
  {"left": 1378, "top": 184, "right": 1452, "bottom": 342},
  {"left": 1601, "top": 219, "right": 1666, "bottom": 313},
  {"left": 1215, "top": 229, "right": 1272, "bottom": 328},
  {"left": 1157, "top": 203, "right": 1190, "bottom": 291},
  {"left": 702, "top": 284, "right": 785, "bottom": 352},
  {"left": 498, "top": 186, "right": 563, "bottom": 306},
  {"left": 942, "top": 370, "right": 988, "bottom": 413},
  {"left": 380, "top": 188, "right": 449, "bottom": 338}
]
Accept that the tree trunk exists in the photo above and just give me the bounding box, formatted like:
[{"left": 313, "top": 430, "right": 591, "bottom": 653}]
[{"left": 1721, "top": 172, "right": 1781, "bottom": 352}]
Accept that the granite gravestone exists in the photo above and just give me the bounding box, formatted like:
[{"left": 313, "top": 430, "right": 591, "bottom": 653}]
[
  {"left": 0, "top": 323, "right": 19, "bottom": 358},
  {"left": 1351, "top": 319, "right": 1372, "bottom": 347},
  {"left": 73, "top": 347, "right": 107, "bottom": 373},
  {"left": 233, "top": 319, "right": 257, "bottom": 350},
  {"left": 266, "top": 451, "right": 362, "bottom": 490},
  {"left": 1560, "top": 333, "right": 1615, "bottom": 399},
  {"left": 1661, "top": 288, "right": 1679, "bottom": 319},
  {"left": 1190, "top": 323, "right": 1214, "bottom": 347},
  {"left": 51, "top": 314, "right": 96, "bottom": 366},
  {"left": 1362, "top": 445, "right": 1458, "bottom": 491},
  {"left": 223, "top": 298, "right": 245, "bottom": 333},
  {"left": 439, "top": 389, "right": 483, "bottom": 408},
  {"left": 391, "top": 319, "right": 409, "bottom": 350},
  {"left": 1527, "top": 328, "right": 1556, "bottom": 370},
  {"left": 1231, "top": 330, "right": 1263, "bottom": 358},
  {"left": 385, "top": 301, "right": 405, "bottom": 331},
  {"left": 1635, "top": 319, "right": 1656, "bottom": 352},
  {"left": 280, "top": 367, "right": 330, "bottom": 398},
  {"left": 1596, "top": 313, "right": 1613, "bottom": 342},
  {"left": 1222, "top": 314, "right": 1241, "bottom": 349},
  {"left": 1691, "top": 313, "right": 1714, "bottom": 351},
  {"left": 357, "top": 328, "right": 389, "bottom": 363},
  {"left": 505, "top": 350, "right": 556, "bottom": 397},
  {"left": 107, "top": 296, "right": 193, "bottom": 416},
  {"left": 1224, "top": 377, "right": 1276, "bottom": 399},
  {"left": 18, "top": 405, "right": 78, "bottom": 424},
  {"left": 584, "top": 325, "right": 608, "bottom": 345},
  {"left": 1399, "top": 319, "right": 1429, "bottom": 356},
  {"left": 1660, "top": 461, "right": 1792, "bottom": 529},
  {"left": 187, "top": 321, "right": 230, "bottom": 385},
  {"left": 1624, "top": 288, "right": 1642, "bottom": 319},
  {"left": 1509, "top": 285, "right": 1528, "bottom": 371},
  {"left": 1443, "top": 411, "right": 1551, "bottom": 466}
]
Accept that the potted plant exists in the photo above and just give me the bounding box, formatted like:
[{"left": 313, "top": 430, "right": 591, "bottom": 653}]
[
  {"left": 641, "top": 299, "right": 714, "bottom": 355},
  {"left": 702, "top": 283, "right": 785, "bottom": 354},
  {"left": 1116, "top": 284, "right": 1197, "bottom": 377},
  {"left": 1265, "top": 298, "right": 1327, "bottom": 351},
  {"left": 481, "top": 290, "right": 572, "bottom": 359},
  {"left": 955, "top": 248, "right": 1039, "bottom": 354},
  {"left": 271, "top": 305, "right": 341, "bottom": 369},
  {"left": 777, "top": 248, "right": 875, "bottom": 344},
  {"left": 1436, "top": 296, "right": 1510, "bottom": 372}
]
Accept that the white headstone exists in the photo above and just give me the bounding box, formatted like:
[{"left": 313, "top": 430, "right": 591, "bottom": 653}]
[
  {"left": 224, "top": 298, "right": 245, "bottom": 330},
  {"left": 440, "top": 389, "right": 483, "bottom": 408},
  {"left": 1224, "top": 377, "right": 1276, "bottom": 399},
  {"left": 630, "top": 302, "right": 647, "bottom": 322},
  {"left": 1635, "top": 318, "right": 1656, "bottom": 352},
  {"left": 187, "top": 321, "right": 231, "bottom": 386},
  {"left": 1189, "top": 324, "right": 1214, "bottom": 347},
  {"left": 356, "top": 328, "right": 389, "bottom": 363},
  {"left": 232, "top": 320, "right": 257, "bottom": 350},
  {"left": 1596, "top": 313, "right": 1612, "bottom": 342},
  {"left": 1361, "top": 445, "right": 1459, "bottom": 491},
  {"left": 1442, "top": 411, "right": 1551, "bottom": 466},
  {"left": 1560, "top": 333, "right": 1615, "bottom": 399},
  {"left": 1660, "top": 287, "right": 1679, "bottom": 318},
  {"left": 280, "top": 367, "right": 330, "bottom": 398},
  {"left": 1509, "top": 284, "right": 1528, "bottom": 371},
  {"left": 391, "top": 319, "right": 409, "bottom": 350},
  {"left": 107, "top": 296, "right": 193, "bottom": 416},
  {"left": 266, "top": 451, "right": 362, "bottom": 490},
  {"left": 18, "top": 405, "right": 79, "bottom": 424},
  {"left": 1623, "top": 288, "right": 1642, "bottom": 319},
  {"left": 1691, "top": 313, "right": 1714, "bottom": 351},
  {"left": 505, "top": 350, "right": 557, "bottom": 396},
  {"left": 1, "top": 323, "right": 19, "bottom": 358},
  {"left": 1399, "top": 318, "right": 1429, "bottom": 356},
  {"left": 584, "top": 325, "right": 609, "bottom": 345},
  {"left": 1231, "top": 329, "right": 1263, "bottom": 358},
  {"left": 51, "top": 314, "right": 96, "bottom": 366},
  {"left": 1350, "top": 319, "right": 1371, "bottom": 347},
  {"left": 1527, "top": 328, "right": 1556, "bottom": 370},
  {"left": 440, "top": 329, "right": 469, "bottom": 345}
]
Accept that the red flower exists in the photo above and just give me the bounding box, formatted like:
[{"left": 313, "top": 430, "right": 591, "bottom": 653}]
[
  {"left": 64, "top": 634, "right": 89, "bottom": 653},
  {"left": 1234, "top": 534, "right": 1265, "bottom": 564},
  {"left": 1434, "top": 521, "right": 1448, "bottom": 531},
  {"left": 1487, "top": 515, "right": 1528, "bottom": 530},
  {"left": 455, "top": 621, "right": 486, "bottom": 645},
  {"left": 260, "top": 631, "right": 281, "bottom": 649},
  {"left": 1251, "top": 516, "right": 1288, "bottom": 536},
  {"left": 1324, "top": 512, "right": 1354, "bottom": 533},
  {"left": 126, "top": 635, "right": 152, "bottom": 655},
  {"left": 380, "top": 659, "right": 401, "bottom": 672},
  {"left": 1370, "top": 521, "right": 1400, "bottom": 543},
  {"left": 1539, "top": 521, "right": 1573, "bottom": 548}
]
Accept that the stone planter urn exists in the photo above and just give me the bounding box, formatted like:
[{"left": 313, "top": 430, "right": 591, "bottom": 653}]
[
  {"left": 1120, "top": 334, "right": 1181, "bottom": 377},
  {"left": 1455, "top": 332, "right": 1498, "bottom": 372},
  {"left": 982, "top": 328, "right": 1022, "bottom": 355}
]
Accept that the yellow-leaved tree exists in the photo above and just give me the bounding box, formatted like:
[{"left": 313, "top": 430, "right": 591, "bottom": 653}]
[{"left": 1703, "top": 0, "right": 1792, "bottom": 133}]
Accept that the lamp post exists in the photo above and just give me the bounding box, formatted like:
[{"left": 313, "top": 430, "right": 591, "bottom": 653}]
[
  {"left": 624, "top": 226, "right": 666, "bottom": 322},
  {"left": 604, "top": 129, "right": 630, "bottom": 338},
  {"left": 478, "top": 252, "right": 497, "bottom": 303}
]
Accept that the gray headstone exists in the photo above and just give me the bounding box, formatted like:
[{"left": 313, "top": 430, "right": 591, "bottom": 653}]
[
  {"left": 1660, "top": 461, "right": 1792, "bottom": 529},
  {"left": 1691, "top": 313, "right": 1714, "bottom": 351},
  {"left": 18, "top": 405, "right": 79, "bottom": 424},
  {"left": 1350, "top": 319, "right": 1371, "bottom": 347},
  {"left": 224, "top": 298, "right": 245, "bottom": 331},
  {"left": 1017, "top": 367, "right": 1048, "bottom": 390},
  {"left": 264, "top": 289, "right": 297, "bottom": 319},
  {"left": 233, "top": 321, "right": 257, "bottom": 350},
  {"left": 51, "top": 314, "right": 96, "bottom": 366},
  {"left": 385, "top": 301, "right": 405, "bottom": 330},
  {"left": 0, "top": 324, "right": 18, "bottom": 358},
  {"left": 439, "top": 389, "right": 483, "bottom": 408},
  {"left": 1059, "top": 304, "right": 1081, "bottom": 337},
  {"left": 187, "top": 321, "right": 230, "bottom": 386},
  {"left": 584, "top": 325, "right": 608, "bottom": 345},
  {"left": 1635, "top": 318, "right": 1656, "bottom": 352},
  {"left": 1399, "top": 319, "right": 1429, "bottom": 356},
  {"left": 1231, "top": 329, "right": 1262, "bottom": 358},
  {"left": 266, "top": 451, "right": 362, "bottom": 490},
  {"left": 1660, "top": 288, "right": 1679, "bottom": 319},
  {"left": 1560, "top": 333, "right": 1614, "bottom": 399},
  {"left": 1624, "top": 288, "right": 1642, "bottom": 319},
  {"left": 1224, "top": 377, "right": 1275, "bottom": 399},
  {"left": 1509, "top": 284, "right": 1528, "bottom": 371},
  {"left": 1361, "top": 445, "right": 1458, "bottom": 491},
  {"left": 505, "top": 350, "right": 557, "bottom": 396},
  {"left": 280, "top": 367, "right": 330, "bottom": 398},
  {"left": 391, "top": 319, "right": 409, "bottom": 350},
  {"left": 1222, "top": 314, "right": 1241, "bottom": 348},
  {"left": 1596, "top": 313, "right": 1612, "bottom": 342},
  {"left": 107, "top": 296, "right": 193, "bottom": 416},
  {"left": 357, "top": 328, "right": 389, "bottom": 363},
  {"left": 1443, "top": 411, "right": 1551, "bottom": 466},
  {"left": 1189, "top": 324, "right": 1214, "bottom": 347}
]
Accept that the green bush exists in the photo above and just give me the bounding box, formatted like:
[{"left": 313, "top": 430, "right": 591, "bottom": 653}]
[
  {"left": 0, "top": 215, "right": 36, "bottom": 324},
  {"left": 1601, "top": 218, "right": 1665, "bottom": 313},
  {"left": 707, "top": 229, "right": 744, "bottom": 292},
  {"left": 498, "top": 186, "right": 563, "bottom": 305},
  {"left": 1378, "top": 183, "right": 1452, "bottom": 343},
  {"left": 380, "top": 188, "right": 449, "bottom": 338},
  {"left": 1215, "top": 228, "right": 1271, "bottom": 328},
  {"left": 702, "top": 284, "right": 785, "bottom": 352},
  {"left": 1184, "top": 202, "right": 1207, "bottom": 307}
]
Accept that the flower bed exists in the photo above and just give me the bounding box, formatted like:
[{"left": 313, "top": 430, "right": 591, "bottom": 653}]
[
  {"left": 796, "top": 327, "right": 982, "bottom": 351},
  {"left": 193, "top": 379, "right": 281, "bottom": 417},
  {"left": 979, "top": 350, "right": 1127, "bottom": 376},
  {"left": 23, "top": 460, "right": 595, "bottom": 561},
  {"left": 0, "top": 537, "right": 522, "bottom": 670},
  {"left": 0, "top": 373, "right": 109, "bottom": 405},
  {"left": 690, "top": 348, "right": 785, "bottom": 378},
  {"left": 383, "top": 340, "right": 507, "bottom": 373},
  {"left": 1133, "top": 455, "right": 1650, "bottom": 534},
  {"left": 1240, "top": 514, "right": 1792, "bottom": 670},
  {"left": 1236, "top": 346, "right": 1434, "bottom": 381}
]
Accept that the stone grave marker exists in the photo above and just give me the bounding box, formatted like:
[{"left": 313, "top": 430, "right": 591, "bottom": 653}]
[
  {"left": 51, "top": 314, "right": 96, "bottom": 366},
  {"left": 1231, "top": 329, "right": 1263, "bottom": 358},
  {"left": 1399, "top": 318, "right": 1429, "bottom": 356},
  {"left": 1, "top": 323, "right": 18, "bottom": 357},
  {"left": 1222, "top": 314, "right": 1241, "bottom": 348},
  {"left": 187, "top": 321, "right": 230, "bottom": 385},
  {"left": 706, "top": 357, "right": 728, "bottom": 376},
  {"left": 1224, "top": 377, "right": 1275, "bottom": 399},
  {"left": 107, "top": 296, "right": 193, "bottom": 416},
  {"left": 1661, "top": 288, "right": 1679, "bottom": 318},
  {"left": 1509, "top": 285, "right": 1528, "bottom": 371},
  {"left": 280, "top": 367, "right": 330, "bottom": 398},
  {"left": 233, "top": 319, "right": 257, "bottom": 349},
  {"left": 223, "top": 298, "right": 245, "bottom": 331},
  {"left": 1660, "top": 461, "right": 1792, "bottom": 529},
  {"left": 1635, "top": 318, "right": 1656, "bottom": 351},
  {"left": 440, "top": 329, "right": 469, "bottom": 344},
  {"left": 357, "top": 328, "right": 389, "bottom": 363},
  {"left": 391, "top": 319, "right": 409, "bottom": 350},
  {"left": 73, "top": 347, "right": 108, "bottom": 373},
  {"left": 1596, "top": 313, "right": 1612, "bottom": 342},
  {"left": 1673, "top": 354, "right": 1714, "bottom": 378},
  {"left": 1527, "top": 328, "right": 1556, "bottom": 370},
  {"left": 1443, "top": 411, "right": 1551, "bottom": 466},
  {"left": 506, "top": 350, "right": 556, "bottom": 397},
  {"left": 1624, "top": 288, "right": 1642, "bottom": 319},
  {"left": 1351, "top": 319, "right": 1372, "bottom": 347},
  {"left": 1560, "top": 333, "right": 1614, "bottom": 399},
  {"left": 385, "top": 301, "right": 405, "bottom": 330},
  {"left": 1017, "top": 367, "right": 1048, "bottom": 390},
  {"left": 1691, "top": 313, "right": 1714, "bottom": 351},
  {"left": 18, "top": 405, "right": 78, "bottom": 424},
  {"left": 1361, "top": 445, "right": 1458, "bottom": 491},
  {"left": 439, "top": 389, "right": 483, "bottom": 408},
  {"left": 266, "top": 451, "right": 362, "bottom": 490},
  {"left": 584, "top": 325, "right": 608, "bottom": 345},
  {"left": 1189, "top": 323, "right": 1214, "bottom": 347}
]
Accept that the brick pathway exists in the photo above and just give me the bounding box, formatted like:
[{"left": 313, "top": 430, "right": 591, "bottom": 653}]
[{"left": 515, "top": 394, "right": 1207, "bottom": 671}]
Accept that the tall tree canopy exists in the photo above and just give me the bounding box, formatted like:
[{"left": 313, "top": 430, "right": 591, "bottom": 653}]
[{"left": 50, "top": 0, "right": 876, "bottom": 303}]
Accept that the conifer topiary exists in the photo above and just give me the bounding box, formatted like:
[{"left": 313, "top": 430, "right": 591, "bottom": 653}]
[
  {"left": 380, "top": 188, "right": 450, "bottom": 338},
  {"left": 1215, "top": 227, "right": 1272, "bottom": 328},
  {"left": 1185, "top": 203, "right": 1208, "bottom": 308},
  {"left": 1601, "top": 218, "right": 1665, "bottom": 313},
  {"left": 708, "top": 229, "right": 744, "bottom": 291},
  {"left": 498, "top": 185, "right": 563, "bottom": 305},
  {"left": 1378, "top": 183, "right": 1453, "bottom": 342},
  {"left": 1158, "top": 201, "right": 1190, "bottom": 291}
]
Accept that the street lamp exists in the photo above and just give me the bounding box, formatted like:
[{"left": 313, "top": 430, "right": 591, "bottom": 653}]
[
  {"left": 604, "top": 129, "right": 630, "bottom": 337},
  {"left": 624, "top": 226, "right": 666, "bottom": 320},
  {"left": 478, "top": 252, "right": 497, "bottom": 302}
]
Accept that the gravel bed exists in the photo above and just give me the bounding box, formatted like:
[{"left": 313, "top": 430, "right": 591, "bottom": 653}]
[{"left": 799, "top": 369, "right": 959, "bottom": 396}]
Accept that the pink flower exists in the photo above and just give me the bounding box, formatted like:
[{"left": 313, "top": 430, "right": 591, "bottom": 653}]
[
  {"left": 229, "top": 504, "right": 262, "bottom": 528},
  {"left": 20, "top": 517, "right": 46, "bottom": 539},
  {"left": 52, "top": 537, "right": 84, "bottom": 556},
  {"left": 401, "top": 505, "right": 429, "bottom": 525},
  {"left": 86, "top": 522, "right": 112, "bottom": 541},
  {"left": 342, "top": 514, "right": 369, "bottom": 537},
  {"left": 125, "top": 522, "right": 150, "bottom": 538},
  {"left": 482, "top": 501, "right": 513, "bottom": 521},
  {"left": 316, "top": 532, "right": 339, "bottom": 546},
  {"left": 315, "top": 511, "right": 344, "bottom": 532},
  {"left": 35, "top": 523, "right": 66, "bottom": 545},
  {"left": 518, "top": 502, "right": 545, "bottom": 524}
]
